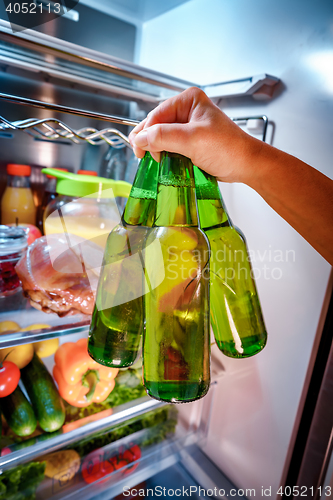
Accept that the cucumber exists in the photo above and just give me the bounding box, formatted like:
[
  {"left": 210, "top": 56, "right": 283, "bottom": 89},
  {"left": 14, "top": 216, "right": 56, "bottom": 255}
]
[
  {"left": 21, "top": 354, "right": 65, "bottom": 433},
  {"left": 0, "top": 385, "right": 37, "bottom": 436}
]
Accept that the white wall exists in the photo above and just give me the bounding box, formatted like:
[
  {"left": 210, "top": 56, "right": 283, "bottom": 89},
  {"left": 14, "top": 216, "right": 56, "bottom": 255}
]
[{"left": 138, "top": 0, "right": 333, "bottom": 495}]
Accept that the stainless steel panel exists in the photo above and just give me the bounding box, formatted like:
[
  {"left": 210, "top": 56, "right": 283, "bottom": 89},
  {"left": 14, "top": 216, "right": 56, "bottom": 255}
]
[{"left": 0, "top": 2, "right": 136, "bottom": 61}]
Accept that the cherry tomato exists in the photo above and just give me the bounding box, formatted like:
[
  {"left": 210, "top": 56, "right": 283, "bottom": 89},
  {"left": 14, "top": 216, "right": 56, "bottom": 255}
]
[{"left": 0, "top": 360, "right": 20, "bottom": 397}]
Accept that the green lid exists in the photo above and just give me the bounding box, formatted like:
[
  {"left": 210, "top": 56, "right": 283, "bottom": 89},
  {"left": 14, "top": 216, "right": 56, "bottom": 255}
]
[{"left": 41, "top": 168, "right": 131, "bottom": 198}]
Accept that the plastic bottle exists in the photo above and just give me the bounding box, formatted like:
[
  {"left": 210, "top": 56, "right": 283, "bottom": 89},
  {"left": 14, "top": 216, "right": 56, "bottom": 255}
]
[
  {"left": 100, "top": 145, "right": 127, "bottom": 181},
  {"left": 1, "top": 164, "right": 36, "bottom": 225},
  {"left": 36, "top": 168, "right": 68, "bottom": 235},
  {"left": 88, "top": 153, "right": 159, "bottom": 368},
  {"left": 143, "top": 152, "right": 211, "bottom": 403},
  {"left": 194, "top": 166, "right": 267, "bottom": 358}
]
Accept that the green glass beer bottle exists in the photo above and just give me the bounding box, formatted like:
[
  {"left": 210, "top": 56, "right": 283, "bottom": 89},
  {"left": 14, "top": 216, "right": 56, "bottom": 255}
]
[
  {"left": 143, "top": 152, "right": 211, "bottom": 403},
  {"left": 88, "top": 153, "right": 159, "bottom": 367},
  {"left": 194, "top": 166, "right": 267, "bottom": 358}
]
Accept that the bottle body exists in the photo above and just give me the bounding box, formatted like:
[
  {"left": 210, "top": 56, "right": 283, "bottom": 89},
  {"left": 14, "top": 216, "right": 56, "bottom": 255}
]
[
  {"left": 88, "top": 222, "right": 150, "bottom": 367},
  {"left": 194, "top": 167, "right": 267, "bottom": 358},
  {"left": 143, "top": 226, "right": 210, "bottom": 402},
  {"left": 1, "top": 169, "right": 36, "bottom": 226},
  {"left": 36, "top": 177, "right": 57, "bottom": 234},
  {"left": 143, "top": 153, "right": 211, "bottom": 403},
  {"left": 88, "top": 153, "right": 159, "bottom": 368}
]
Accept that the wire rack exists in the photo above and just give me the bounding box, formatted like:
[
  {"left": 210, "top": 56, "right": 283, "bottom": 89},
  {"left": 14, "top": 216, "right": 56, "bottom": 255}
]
[
  {"left": 0, "top": 92, "right": 138, "bottom": 148},
  {"left": 0, "top": 116, "right": 131, "bottom": 148},
  {"left": 0, "top": 92, "right": 268, "bottom": 146}
]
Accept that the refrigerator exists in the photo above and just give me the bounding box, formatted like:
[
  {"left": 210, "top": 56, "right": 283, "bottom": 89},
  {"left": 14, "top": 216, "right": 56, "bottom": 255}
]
[{"left": 0, "top": 0, "right": 332, "bottom": 498}]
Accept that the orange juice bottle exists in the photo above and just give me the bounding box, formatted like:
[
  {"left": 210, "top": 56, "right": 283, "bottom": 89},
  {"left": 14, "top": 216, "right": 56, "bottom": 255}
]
[{"left": 1, "top": 164, "right": 36, "bottom": 225}]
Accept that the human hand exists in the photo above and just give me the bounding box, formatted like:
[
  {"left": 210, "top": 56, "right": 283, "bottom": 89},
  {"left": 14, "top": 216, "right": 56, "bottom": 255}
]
[{"left": 129, "top": 87, "right": 263, "bottom": 184}]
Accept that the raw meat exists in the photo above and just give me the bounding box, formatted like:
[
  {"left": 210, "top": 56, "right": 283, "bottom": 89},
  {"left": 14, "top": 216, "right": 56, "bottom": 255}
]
[{"left": 15, "top": 234, "right": 104, "bottom": 316}]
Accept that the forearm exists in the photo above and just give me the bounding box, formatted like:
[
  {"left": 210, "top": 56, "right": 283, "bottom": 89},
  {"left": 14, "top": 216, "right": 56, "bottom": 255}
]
[
  {"left": 246, "top": 140, "right": 333, "bottom": 265},
  {"left": 130, "top": 87, "right": 333, "bottom": 265}
]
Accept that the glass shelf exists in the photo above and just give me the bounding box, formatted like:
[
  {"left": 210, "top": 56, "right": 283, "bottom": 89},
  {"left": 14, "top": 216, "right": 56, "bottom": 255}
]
[
  {"left": 0, "top": 294, "right": 91, "bottom": 348},
  {"left": 36, "top": 425, "right": 181, "bottom": 500},
  {"left": 0, "top": 20, "right": 280, "bottom": 104}
]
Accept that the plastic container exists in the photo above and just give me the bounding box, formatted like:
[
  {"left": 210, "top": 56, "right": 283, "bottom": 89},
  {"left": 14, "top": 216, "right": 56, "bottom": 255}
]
[
  {"left": 1, "top": 164, "right": 36, "bottom": 225},
  {"left": 0, "top": 225, "right": 28, "bottom": 296},
  {"left": 42, "top": 169, "right": 131, "bottom": 249}
]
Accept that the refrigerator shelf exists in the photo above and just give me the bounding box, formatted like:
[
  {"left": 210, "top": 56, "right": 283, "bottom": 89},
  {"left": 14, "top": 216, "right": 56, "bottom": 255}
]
[
  {"left": 0, "top": 396, "right": 166, "bottom": 472},
  {"left": 0, "top": 319, "right": 90, "bottom": 348},
  {"left": 0, "top": 20, "right": 279, "bottom": 103},
  {"left": 0, "top": 92, "right": 269, "bottom": 145},
  {"left": 0, "top": 116, "right": 132, "bottom": 147},
  {"left": 35, "top": 418, "right": 183, "bottom": 500}
]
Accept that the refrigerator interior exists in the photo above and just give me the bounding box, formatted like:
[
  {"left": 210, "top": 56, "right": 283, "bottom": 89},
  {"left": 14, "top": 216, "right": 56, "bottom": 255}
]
[
  {"left": 135, "top": 0, "right": 333, "bottom": 494},
  {"left": 0, "top": 0, "right": 332, "bottom": 498}
]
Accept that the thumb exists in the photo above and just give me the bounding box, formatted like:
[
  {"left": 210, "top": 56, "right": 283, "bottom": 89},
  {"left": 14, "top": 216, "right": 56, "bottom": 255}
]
[{"left": 133, "top": 123, "right": 194, "bottom": 159}]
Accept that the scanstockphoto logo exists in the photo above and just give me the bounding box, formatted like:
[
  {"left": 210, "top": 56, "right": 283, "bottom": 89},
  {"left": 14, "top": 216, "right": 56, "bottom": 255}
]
[{"left": 3, "top": 0, "right": 80, "bottom": 32}]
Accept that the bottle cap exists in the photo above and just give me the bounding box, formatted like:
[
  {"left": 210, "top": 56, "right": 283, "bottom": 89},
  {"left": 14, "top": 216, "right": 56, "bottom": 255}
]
[
  {"left": 46, "top": 168, "right": 68, "bottom": 179},
  {"left": 7, "top": 164, "right": 31, "bottom": 176},
  {"left": 41, "top": 168, "right": 131, "bottom": 198},
  {"left": 0, "top": 225, "right": 28, "bottom": 257},
  {"left": 77, "top": 170, "right": 98, "bottom": 176}
]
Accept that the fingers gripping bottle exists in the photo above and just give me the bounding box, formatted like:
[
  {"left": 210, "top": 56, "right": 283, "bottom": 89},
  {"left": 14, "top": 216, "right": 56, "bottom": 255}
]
[
  {"left": 194, "top": 166, "right": 267, "bottom": 358},
  {"left": 143, "top": 152, "right": 211, "bottom": 403},
  {"left": 88, "top": 153, "right": 159, "bottom": 367}
]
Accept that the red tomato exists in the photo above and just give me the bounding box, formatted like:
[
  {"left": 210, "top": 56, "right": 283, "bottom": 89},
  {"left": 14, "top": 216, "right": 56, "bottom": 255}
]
[
  {"left": 122, "top": 444, "right": 141, "bottom": 463},
  {"left": 81, "top": 449, "right": 115, "bottom": 484},
  {"left": 1, "top": 447, "right": 12, "bottom": 457},
  {"left": 81, "top": 445, "right": 142, "bottom": 484},
  {"left": 0, "top": 361, "right": 20, "bottom": 397},
  {"left": 122, "top": 444, "right": 141, "bottom": 475},
  {"left": 129, "top": 444, "right": 141, "bottom": 461},
  {"left": 81, "top": 449, "right": 105, "bottom": 484},
  {"left": 113, "top": 458, "right": 129, "bottom": 471}
]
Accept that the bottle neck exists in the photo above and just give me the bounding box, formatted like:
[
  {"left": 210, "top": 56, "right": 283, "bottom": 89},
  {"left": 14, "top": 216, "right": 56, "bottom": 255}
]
[
  {"left": 194, "top": 166, "right": 230, "bottom": 229},
  {"left": 123, "top": 152, "right": 159, "bottom": 227},
  {"left": 7, "top": 175, "right": 31, "bottom": 188},
  {"left": 45, "top": 177, "right": 57, "bottom": 193},
  {"left": 154, "top": 152, "right": 199, "bottom": 227}
]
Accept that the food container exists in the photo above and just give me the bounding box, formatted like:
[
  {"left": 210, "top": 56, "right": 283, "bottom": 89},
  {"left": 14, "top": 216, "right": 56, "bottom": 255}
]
[{"left": 0, "top": 225, "right": 28, "bottom": 296}]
